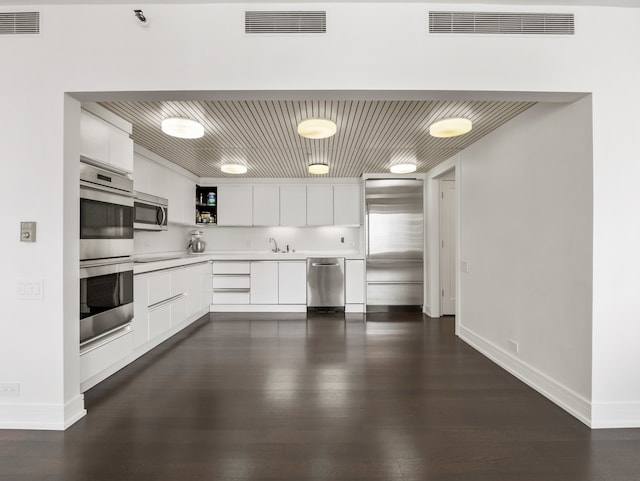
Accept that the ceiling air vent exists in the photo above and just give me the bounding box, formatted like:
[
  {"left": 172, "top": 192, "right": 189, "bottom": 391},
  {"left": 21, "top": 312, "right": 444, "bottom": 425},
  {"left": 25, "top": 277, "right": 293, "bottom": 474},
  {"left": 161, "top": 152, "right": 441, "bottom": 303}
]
[
  {"left": 0, "top": 11, "right": 40, "bottom": 35},
  {"left": 429, "top": 11, "right": 574, "bottom": 35},
  {"left": 245, "top": 11, "right": 326, "bottom": 34}
]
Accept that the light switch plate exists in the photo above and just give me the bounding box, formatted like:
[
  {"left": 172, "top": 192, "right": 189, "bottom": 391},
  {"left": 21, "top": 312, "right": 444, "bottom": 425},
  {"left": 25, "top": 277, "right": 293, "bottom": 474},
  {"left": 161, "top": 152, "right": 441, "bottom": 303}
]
[
  {"left": 20, "top": 221, "right": 36, "bottom": 242},
  {"left": 17, "top": 280, "right": 44, "bottom": 300}
]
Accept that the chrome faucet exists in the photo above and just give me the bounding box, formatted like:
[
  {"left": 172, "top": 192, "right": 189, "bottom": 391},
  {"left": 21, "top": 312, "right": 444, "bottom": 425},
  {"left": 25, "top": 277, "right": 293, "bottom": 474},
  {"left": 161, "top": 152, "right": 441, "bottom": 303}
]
[{"left": 269, "top": 237, "right": 278, "bottom": 253}]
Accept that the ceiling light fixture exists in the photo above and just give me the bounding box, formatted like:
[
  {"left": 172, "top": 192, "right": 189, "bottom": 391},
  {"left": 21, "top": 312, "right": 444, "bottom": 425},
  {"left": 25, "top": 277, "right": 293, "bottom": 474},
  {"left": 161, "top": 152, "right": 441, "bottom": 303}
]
[
  {"left": 221, "top": 164, "right": 247, "bottom": 174},
  {"left": 297, "top": 119, "right": 337, "bottom": 139},
  {"left": 390, "top": 163, "right": 417, "bottom": 174},
  {"left": 161, "top": 117, "right": 204, "bottom": 139},
  {"left": 429, "top": 117, "right": 473, "bottom": 138},
  {"left": 308, "top": 163, "right": 329, "bottom": 175}
]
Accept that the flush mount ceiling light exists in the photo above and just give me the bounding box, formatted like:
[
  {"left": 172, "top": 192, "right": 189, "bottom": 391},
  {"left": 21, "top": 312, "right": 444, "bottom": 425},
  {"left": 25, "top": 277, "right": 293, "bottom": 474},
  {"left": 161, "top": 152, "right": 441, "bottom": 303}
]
[
  {"left": 308, "top": 163, "right": 329, "bottom": 175},
  {"left": 161, "top": 117, "right": 204, "bottom": 139},
  {"left": 297, "top": 119, "right": 337, "bottom": 139},
  {"left": 221, "top": 164, "right": 247, "bottom": 174},
  {"left": 429, "top": 117, "right": 473, "bottom": 138},
  {"left": 390, "top": 163, "right": 417, "bottom": 174}
]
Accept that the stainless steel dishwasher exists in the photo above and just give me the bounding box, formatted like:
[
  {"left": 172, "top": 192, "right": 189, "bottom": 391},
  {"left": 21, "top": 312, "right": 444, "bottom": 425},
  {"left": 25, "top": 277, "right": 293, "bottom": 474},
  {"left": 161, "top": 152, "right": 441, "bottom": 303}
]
[{"left": 307, "top": 257, "right": 345, "bottom": 308}]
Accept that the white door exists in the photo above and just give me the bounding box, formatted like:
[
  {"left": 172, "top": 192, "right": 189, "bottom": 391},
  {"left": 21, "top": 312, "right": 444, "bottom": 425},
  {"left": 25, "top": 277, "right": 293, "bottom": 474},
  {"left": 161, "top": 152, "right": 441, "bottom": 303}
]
[{"left": 440, "top": 179, "right": 456, "bottom": 315}]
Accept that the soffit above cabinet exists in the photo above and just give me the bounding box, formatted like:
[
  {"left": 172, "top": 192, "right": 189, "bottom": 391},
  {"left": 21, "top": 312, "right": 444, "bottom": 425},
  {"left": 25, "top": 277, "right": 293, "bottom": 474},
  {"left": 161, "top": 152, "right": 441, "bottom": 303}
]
[{"left": 99, "top": 98, "right": 535, "bottom": 178}]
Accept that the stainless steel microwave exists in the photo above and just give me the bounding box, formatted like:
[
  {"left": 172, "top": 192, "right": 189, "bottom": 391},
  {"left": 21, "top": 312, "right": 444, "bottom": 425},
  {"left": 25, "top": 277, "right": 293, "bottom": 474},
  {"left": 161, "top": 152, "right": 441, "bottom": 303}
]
[{"left": 134, "top": 191, "right": 168, "bottom": 231}]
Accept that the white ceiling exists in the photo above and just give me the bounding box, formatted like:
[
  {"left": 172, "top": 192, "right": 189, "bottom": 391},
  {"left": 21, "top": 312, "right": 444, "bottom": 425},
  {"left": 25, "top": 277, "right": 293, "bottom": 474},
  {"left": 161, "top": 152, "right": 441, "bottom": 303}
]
[{"left": 0, "top": 0, "right": 637, "bottom": 6}]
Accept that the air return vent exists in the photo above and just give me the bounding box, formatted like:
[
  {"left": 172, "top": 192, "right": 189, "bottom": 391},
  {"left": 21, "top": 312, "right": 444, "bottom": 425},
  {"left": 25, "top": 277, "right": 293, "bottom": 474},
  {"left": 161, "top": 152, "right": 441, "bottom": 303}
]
[
  {"left": 245, "top": 11, "right": 326, "bottom": 34},
  {"left": 0, "top": 11, "right": 40, "bottom": 35},
  {"left": 429, "top": 11, "right": 574, "bottom": 35}
]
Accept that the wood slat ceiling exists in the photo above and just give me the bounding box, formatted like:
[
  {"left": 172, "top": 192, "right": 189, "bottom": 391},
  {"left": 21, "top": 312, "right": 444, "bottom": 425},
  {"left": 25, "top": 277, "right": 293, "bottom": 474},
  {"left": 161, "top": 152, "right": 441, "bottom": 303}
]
[{"left": 99, "top": 99, "right": 535, "bottom": 178}]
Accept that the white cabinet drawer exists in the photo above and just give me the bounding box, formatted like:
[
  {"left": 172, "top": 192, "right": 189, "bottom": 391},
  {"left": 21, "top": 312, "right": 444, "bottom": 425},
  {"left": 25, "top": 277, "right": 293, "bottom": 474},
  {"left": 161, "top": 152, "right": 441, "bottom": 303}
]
[
  {"left": 148, "top": 271, "right": 171, "bottom": 306},
  {"left": 213, "top": 290, "right": 250, "bottom": 304},
  {"left": 170, "top": 295, "right": 188, "bottom": 327},
  {"left": 170, "top": 267, "right": 187, "bottom": 297},
  {"left": 148, "top": 302, "right": 171, "bottom": 339},
  {"left": 212, "top": 262, "right": 251, "bottom": 275},
  {"left": 80, "top": 329, "right": 133, "bottom": 383},
  {"left": 212, "top": 275, "right": 250, "bottom": 289}
]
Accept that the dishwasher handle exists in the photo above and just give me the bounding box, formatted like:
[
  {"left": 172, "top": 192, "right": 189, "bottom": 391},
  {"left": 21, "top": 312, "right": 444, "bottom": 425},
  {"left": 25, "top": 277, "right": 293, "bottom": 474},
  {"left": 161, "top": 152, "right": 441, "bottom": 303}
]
[{"left": 311, "top": 262, "right": 340, "bottom": 267}]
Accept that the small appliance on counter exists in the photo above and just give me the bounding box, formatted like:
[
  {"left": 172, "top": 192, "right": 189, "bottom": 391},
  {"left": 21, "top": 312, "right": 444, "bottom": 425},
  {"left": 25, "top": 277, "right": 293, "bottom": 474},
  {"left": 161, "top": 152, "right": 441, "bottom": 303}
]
[{"left": 188, "top": 230, "right": 207, "bottom": 253}]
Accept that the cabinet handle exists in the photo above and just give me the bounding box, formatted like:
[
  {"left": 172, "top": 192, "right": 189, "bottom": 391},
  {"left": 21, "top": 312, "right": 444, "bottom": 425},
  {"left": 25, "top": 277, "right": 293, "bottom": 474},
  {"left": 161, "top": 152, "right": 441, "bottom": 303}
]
[
  {"left": 213, "top": 288, "right": 250, "bottom": 293},
  {"left": 148, "top": 293, "right": 185, "bottom": 310}
]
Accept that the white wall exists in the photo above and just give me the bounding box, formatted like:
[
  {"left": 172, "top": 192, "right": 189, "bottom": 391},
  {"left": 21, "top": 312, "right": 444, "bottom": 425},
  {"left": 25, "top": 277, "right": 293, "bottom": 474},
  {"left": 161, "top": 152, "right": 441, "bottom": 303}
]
[
  {"left": 1, "top": 2, "right": 640, "bottom": 429},
  {"left": 454, "top": 98, "right": 593, "bottom": 424},
  {"left": 200, "top": 225, "right": 360, "bottom": 253}
]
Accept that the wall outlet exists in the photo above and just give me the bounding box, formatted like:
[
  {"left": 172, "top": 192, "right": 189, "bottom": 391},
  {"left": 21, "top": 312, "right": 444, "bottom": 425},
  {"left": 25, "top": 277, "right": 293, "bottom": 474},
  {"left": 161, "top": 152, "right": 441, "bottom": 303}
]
[
  {"left": 340, "top": 237, "right": 345, "bottom": 243},
  {"left": 17, "top": 280, "right": 44, "bottom": 300},
  {"left": 0, "top": 383, "right": 20, "bottom": 397},
  {"left": 460, "top": 260, "right": 469, "bottom": 273},
  {"left": 508, "top": 339, "right": 519, "bottom": 354}
]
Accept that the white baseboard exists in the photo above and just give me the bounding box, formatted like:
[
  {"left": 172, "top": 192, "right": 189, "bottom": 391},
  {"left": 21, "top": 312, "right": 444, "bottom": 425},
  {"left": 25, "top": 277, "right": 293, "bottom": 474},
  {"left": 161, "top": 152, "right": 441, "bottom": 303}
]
[
  {"left": 345, "top": 304, "right": 364, "bottom": 313},
  {"left": 591, "top": 401, "right": 640, "bottom": 429},
  {"left": 64, "top": 394, "right": 87, "bottom": 429},
  {"left": 211, "top": 304, "right": 307, "bottom": 313},
  {"left": 459, "top": 325, "right": 592, "bottom": 427},
  {"left": 0, "top": 393, "right": 86, "bottom": 430}
]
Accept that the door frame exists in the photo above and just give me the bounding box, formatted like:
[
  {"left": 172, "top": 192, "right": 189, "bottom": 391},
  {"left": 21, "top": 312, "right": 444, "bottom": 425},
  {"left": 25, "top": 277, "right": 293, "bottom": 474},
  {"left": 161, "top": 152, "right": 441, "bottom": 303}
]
[
  {"left": 439, "top": 173, "right": 456, "bottom": 316},
  {"left": 424, "top": 155, "right": 461, "bottom": 334}
]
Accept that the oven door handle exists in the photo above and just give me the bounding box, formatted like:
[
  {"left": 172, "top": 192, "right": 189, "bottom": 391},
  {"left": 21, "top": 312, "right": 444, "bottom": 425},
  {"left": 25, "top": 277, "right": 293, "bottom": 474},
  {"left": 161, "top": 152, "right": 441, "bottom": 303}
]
[{"left": 157, "top": 206, "right": 167, "bottom": 226}]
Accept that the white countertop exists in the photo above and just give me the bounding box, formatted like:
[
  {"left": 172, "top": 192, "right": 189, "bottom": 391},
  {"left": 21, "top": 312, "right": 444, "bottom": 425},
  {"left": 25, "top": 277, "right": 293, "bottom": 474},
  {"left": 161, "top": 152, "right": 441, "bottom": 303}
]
[{"left": 133, "top": 250, "right": 365, "bottom": 274}]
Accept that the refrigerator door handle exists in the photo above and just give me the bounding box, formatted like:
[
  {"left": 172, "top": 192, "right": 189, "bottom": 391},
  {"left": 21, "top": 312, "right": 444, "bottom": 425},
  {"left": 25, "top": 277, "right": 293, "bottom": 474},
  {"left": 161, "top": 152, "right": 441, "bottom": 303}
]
[{"left": 365, "top": 202, "right": 370, "bottom": 256}]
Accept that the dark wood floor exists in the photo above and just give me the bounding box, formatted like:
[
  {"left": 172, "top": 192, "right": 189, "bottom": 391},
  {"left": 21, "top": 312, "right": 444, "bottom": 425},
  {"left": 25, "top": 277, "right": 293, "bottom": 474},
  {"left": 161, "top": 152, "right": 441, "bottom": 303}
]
[{"left": 1, "top": 312, "right": 639, "bottom": 481}]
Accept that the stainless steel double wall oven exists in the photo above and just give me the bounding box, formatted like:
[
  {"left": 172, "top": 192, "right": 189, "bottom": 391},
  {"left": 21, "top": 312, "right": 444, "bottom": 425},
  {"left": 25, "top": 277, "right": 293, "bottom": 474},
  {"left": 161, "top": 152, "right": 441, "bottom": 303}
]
[{"left": 79, "top": 161, "right": 134, "bottom": 346}]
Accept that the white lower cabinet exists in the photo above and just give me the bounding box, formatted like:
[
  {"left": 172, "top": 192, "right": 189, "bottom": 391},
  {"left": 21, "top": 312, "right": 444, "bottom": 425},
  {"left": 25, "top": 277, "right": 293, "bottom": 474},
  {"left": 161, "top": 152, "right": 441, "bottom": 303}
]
[
  {"left": 132, "top": 275, "right": 150, "bottom": 349},
  {"left": 148, "top": 302, "right": 172, "bottom": 340},
  {"left": 212, "top": 261, "right": 251, "bottom": 305},
  {"left": 345, "top": 259, "right": 366, "bottom": 311},
  {"left": 251, "top": 262, "right": 279, "bottom": 304},
  {"left": 80, "top": 329, "right": 133, "bottom": 385},
  {"left": 212, "top": 260, "right": 307, "bottom": 311},
  {"left": 278, "top": 261, "right": 307, "bottom": 304},
  {"left": 187, "top": 262, "right": 211, "bottom": 316},
  {"left": 170, "top": 295, "right": 188, "bottom": 327},
  {"left": 82, "top": 262, "right": 211, "bottom": 391}
]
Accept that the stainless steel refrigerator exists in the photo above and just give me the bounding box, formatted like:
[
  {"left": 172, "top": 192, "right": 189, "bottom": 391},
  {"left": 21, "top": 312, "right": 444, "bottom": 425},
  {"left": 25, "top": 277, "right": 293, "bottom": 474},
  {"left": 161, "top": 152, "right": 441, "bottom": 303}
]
[{"left": 365, "top": 179, "right": 424, "bottom": 307}]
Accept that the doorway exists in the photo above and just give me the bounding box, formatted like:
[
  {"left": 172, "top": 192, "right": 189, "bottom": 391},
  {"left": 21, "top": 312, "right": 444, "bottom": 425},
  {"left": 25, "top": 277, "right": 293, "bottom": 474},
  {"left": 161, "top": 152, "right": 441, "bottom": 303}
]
[{"left": 439, "top": 172, "right": 456, "bottom": 315}]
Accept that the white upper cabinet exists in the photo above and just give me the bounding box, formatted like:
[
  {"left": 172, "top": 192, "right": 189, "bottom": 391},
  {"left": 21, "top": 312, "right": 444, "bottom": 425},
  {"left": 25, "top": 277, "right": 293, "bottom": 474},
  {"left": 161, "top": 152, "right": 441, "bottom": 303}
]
[
  {"left": 133, "top": 153, "right": 168, "bottom": 197},
  {"left": 253, "top": 185, "right": 280, "bottom": 226},
  {"left": 306, "top": 184, "right": 333, "bottom": 226},
  {"left": 280, "top": 185, "right": 307, "bottom": 226},
  {"left": 218, "top": 185, "right": 253, "bottom": 226},
  {"left": 184, "top": 179, "right": 196, "bottom": 226},
  {"left": 108, "top": 127, "right": 134, "bottom": 173},
  {"left": 80, "top": 111, "right": 110, "bottom": 164},
  {"left": 333, "top": 184, "right": 362, "bottom": 226},
  {"left": 80, "top": 109, "right": 133, "bottom": 173}
]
